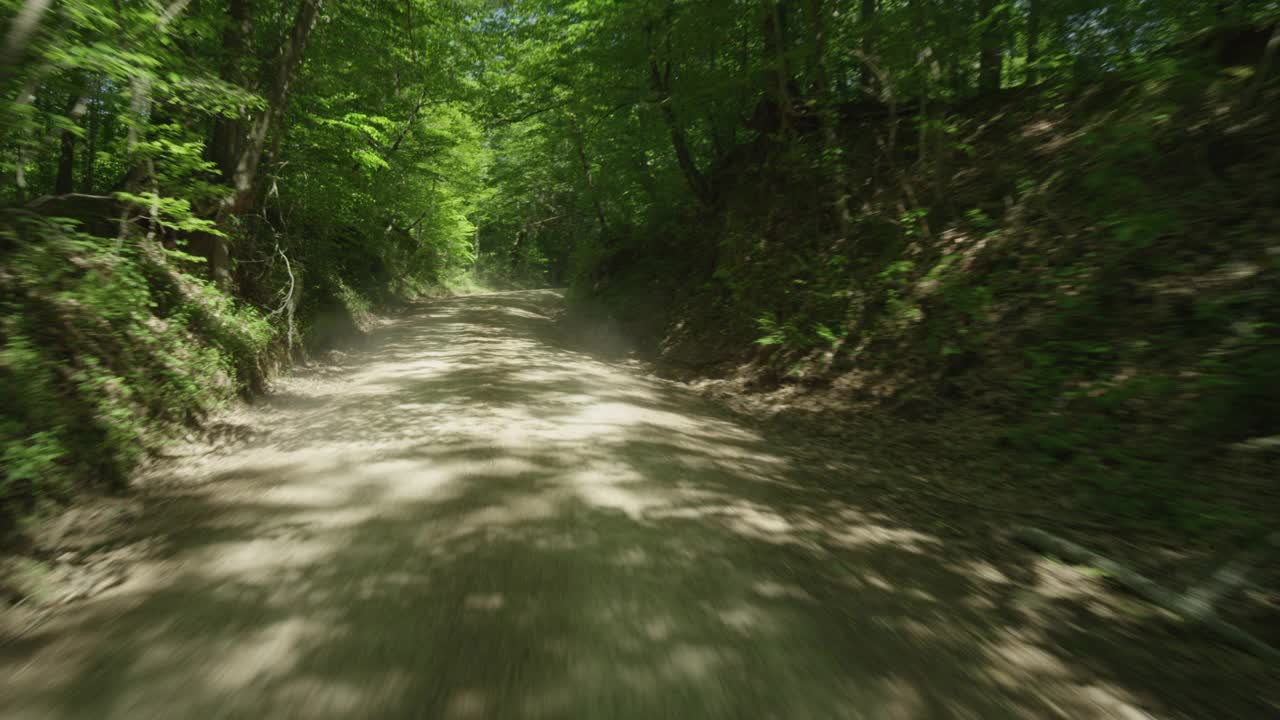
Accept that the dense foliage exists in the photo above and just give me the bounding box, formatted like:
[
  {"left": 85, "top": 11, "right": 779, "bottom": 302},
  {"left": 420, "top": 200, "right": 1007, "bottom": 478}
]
[
  {"left": 2, "top": 0, "right": 1278, "bottom": 533},
  {"left": 1, "top": 0, "right": 493, "bottom": 526},
  {"left": 471, "top": 0, "right": 1279, "bottom": 532}
]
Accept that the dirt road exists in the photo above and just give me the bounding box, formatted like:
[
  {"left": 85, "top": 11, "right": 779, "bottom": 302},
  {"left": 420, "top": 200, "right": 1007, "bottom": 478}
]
[{"left": 0, "top": 291, "right": 1265, "bottom": 718}]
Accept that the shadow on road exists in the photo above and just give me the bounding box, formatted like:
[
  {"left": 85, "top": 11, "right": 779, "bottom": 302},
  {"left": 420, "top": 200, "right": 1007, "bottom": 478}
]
[{"left": 1, "top": 291, "right": 1273, "bottom": 719}]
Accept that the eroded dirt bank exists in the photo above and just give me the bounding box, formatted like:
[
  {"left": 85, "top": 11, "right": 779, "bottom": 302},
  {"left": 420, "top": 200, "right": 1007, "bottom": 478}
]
[{"left": 1, "top": 291, "right": 1273, "bottom": 719}]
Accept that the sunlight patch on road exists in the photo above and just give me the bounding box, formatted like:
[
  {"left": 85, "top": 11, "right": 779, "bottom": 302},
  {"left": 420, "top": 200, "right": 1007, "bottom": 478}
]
[
  {"left": 562, "top": 463, "right": 673, "bottom": 519},
  {"left": 204, "top": 617, "right": 317, "bottom": 691},
  {"left": 463, "top": 593, "right": 505, "bottom": 611},
  {"left": 823, "top": 524, "right": 941, "bottom": 554},
  {"left": 197, "top": 534, "right": 334, "bottom": 579}
]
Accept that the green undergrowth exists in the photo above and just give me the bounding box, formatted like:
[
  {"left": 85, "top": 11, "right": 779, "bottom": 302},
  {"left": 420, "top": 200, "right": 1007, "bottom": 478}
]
[
  {"left": 1, "top": 204, "right": 493, "bottom": 534},
  {"left": 0, "top": 214, "right": 275, "bottom": 533},
  {"left": 584, "top": 61, "right": 1280, "bottom": 535}
]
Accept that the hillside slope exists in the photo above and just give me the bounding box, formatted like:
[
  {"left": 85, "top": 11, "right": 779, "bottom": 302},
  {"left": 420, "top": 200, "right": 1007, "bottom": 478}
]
[{"left": 582, "top": 59, "right": 1280, "bottom": 543}]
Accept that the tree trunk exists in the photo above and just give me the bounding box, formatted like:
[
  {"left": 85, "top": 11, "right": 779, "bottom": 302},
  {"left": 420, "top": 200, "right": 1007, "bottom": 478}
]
[
  {"left": 804, "top": 0, "right": 827, "bottom": 96},
  {"left": 206, "top": 0, "right": 321, "bottom": 285},
  {"left": 223, "top": 0, "right": 321, "bottom": 217},
  {"left": 114, "top": 0, "right": 192, "bottom": 242},
  {"left": 55, "top": 130, "right": 75, "bottom": 194},
  {"left": 646, "top": 14, "right": 713, "bottom": 206},
  {"left": 0, "top": 0, "right": 53, "bottom": 83},
  {"left": 55, "top": 85, "right": 89, "bottom": 195},
  {"left": 978, "top": 0, "right": 1003, "bottom": 94},
  {"left": 210, "top": 0, "right": 251, "bottom": 181},
  {"left": 635, "top": 147, "right": 657, "bottom": 201},
  {"left": 1243, "top": 23, "right": 1279, "bottom": 108},
  {"left": 707, "top": 49, "right": 729, "bottom": 157},
  {"left": 1026, "top": 0, "right": 1041, "bottom": 85},
  {"left": 650, "top": 58, "right": 713, "bottom": 206},
  {"left": 80, "top": 84, "right": 97, "bottom": 193},
  {"left": 805, "top": 0, "right": 852, "bottom": 244},
  {"left": 116, "top": 74, "right": 156, "bottom": 244},
  {"left": 11, "top": 68, "right": 48, "bottom": 203},
  {"left": 568, "top": 114, "right": 610, "bottom": 237},
  {"left": 763, "top": 0, "right": 793, "bottom": 126},
  {"left": 472, "top": 224, "right": 480, "bottom": 272},
  {"left": 859, "top": 0, "right": 876, "bottom": 93},
  {"left": 382, "top": 88, "right": 429, "bottom": 160}
]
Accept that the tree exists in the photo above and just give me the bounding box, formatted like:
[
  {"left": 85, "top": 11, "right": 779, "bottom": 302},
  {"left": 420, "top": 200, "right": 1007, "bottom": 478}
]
[{"left": 978, "top": 0, "right": 1003, "bottom": 93}]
